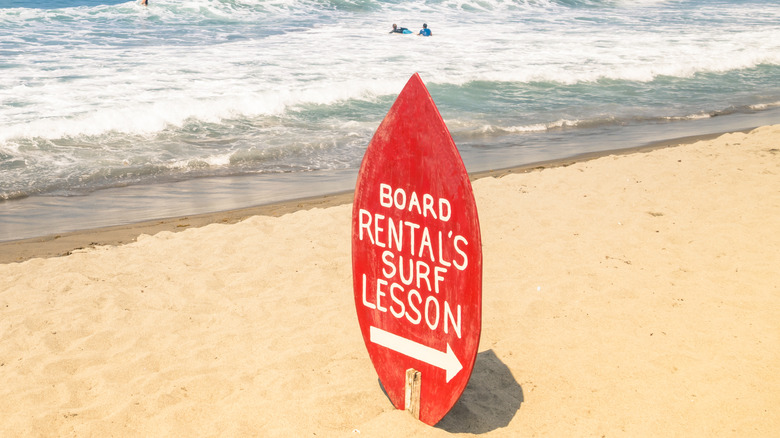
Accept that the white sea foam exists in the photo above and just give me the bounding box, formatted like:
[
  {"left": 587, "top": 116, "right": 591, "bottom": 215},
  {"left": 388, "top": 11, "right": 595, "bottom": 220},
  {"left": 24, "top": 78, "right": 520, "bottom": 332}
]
[
  {"left": 3, "top": 0, "right": 778, "bottom": 142},
  {"left": 2, "top": 0, "right": 779, "bottom": 200},
  {"left": 749, "top": 101, "right": 780, "bottom": 111}
]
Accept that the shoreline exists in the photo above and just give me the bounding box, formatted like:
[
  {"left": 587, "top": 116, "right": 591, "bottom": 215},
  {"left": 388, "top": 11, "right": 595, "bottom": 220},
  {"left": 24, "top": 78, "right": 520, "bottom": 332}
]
[{"left": 0, "top": 128, "right": 751, "bottom": 264}]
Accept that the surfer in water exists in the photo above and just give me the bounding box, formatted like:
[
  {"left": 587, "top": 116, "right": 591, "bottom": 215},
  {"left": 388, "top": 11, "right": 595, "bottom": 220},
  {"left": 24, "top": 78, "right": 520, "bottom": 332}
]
[
  {"left": 418, "top": 23, "right": 432, "bottom": 37},
  {"left": 390, "top": 24, "right": 410, "bottom": 34},
  {"left": 141, "top": 0, "right": 148, "bottom": 5}
]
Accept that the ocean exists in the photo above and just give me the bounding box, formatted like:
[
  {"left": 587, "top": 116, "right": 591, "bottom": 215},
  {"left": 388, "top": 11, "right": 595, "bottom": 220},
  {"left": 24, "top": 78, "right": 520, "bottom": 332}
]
[{"left": 1, "top": 0, "right": 779, "bottom": 241}]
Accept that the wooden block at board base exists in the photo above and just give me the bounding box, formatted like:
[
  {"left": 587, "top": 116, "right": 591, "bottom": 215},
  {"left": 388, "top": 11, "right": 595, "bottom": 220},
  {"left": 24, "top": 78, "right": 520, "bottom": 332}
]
[{"left": 405, "top": 368, "right": 421, "bottom": 420}]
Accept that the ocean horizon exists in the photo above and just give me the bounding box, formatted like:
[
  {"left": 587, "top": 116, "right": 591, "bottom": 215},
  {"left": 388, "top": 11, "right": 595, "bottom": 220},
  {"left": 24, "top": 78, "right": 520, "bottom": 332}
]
[{"left": 1, "top": 0, "right": 779, "bottom": 241}]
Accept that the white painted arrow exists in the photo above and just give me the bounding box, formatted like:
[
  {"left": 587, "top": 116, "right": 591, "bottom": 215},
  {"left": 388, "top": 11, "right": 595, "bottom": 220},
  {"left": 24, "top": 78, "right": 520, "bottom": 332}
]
[{"left": 370, "top": 326, "right": 463, "bottom": 383}]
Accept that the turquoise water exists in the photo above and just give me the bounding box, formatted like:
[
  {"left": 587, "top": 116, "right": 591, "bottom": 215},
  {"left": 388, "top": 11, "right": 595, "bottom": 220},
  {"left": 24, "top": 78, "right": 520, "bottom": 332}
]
[{"left": 1, "top": 0, "right": 779, "bottom": 240}]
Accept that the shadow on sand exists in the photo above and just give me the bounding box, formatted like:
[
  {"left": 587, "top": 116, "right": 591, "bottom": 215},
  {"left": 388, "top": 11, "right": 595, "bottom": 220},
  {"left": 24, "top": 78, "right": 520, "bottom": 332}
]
[{"left": 436, "top": 349, "right": 523, "bottom": 433}]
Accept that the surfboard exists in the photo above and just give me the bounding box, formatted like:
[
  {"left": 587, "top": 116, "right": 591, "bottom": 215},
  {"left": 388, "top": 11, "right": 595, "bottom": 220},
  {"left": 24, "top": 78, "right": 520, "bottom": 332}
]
[{"left": 352, "top": 73, "right": 483, "bottom": 426}]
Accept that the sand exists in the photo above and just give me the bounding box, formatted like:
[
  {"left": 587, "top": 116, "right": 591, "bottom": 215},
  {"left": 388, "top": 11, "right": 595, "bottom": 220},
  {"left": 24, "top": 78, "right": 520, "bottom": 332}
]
[{"left": 1, "top": 125, "right": 778, "bottom": 436}]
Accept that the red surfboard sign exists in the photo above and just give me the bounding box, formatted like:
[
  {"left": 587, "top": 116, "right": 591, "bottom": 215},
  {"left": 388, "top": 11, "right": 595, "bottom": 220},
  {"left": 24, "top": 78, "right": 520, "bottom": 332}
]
[{"left": 352, "top": 73, "right": 482, "bottom": 426}]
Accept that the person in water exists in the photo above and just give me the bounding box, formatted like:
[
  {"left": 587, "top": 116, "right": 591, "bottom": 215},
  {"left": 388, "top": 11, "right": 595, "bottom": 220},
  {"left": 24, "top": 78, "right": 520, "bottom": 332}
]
[
  {"left": 141, "top": 0, "right": 148, "bottom": 5},
  {"left": 390, "top": 24, "right": 410, "bottom": 34},
  {"left": 418, "top": 23, "right": 432, "bottom": 37}
]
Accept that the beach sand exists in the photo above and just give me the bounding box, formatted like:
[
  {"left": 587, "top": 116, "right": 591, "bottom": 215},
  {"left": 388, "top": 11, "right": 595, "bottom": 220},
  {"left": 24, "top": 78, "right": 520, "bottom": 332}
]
[{"left": 1, "top": 125, "right": 778, "bottom": 436}]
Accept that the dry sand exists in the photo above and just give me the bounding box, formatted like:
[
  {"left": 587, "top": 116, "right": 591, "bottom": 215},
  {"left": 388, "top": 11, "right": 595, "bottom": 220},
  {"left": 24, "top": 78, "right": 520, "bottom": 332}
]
[{"left": 1, "top": 125, "right": 778, "bottom": 436}]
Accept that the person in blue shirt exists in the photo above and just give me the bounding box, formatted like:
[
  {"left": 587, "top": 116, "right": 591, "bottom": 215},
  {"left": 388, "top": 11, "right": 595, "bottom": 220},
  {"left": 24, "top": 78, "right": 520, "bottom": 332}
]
[{"left": 418, "top": 23, "right": 432, "bottom": 37}]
